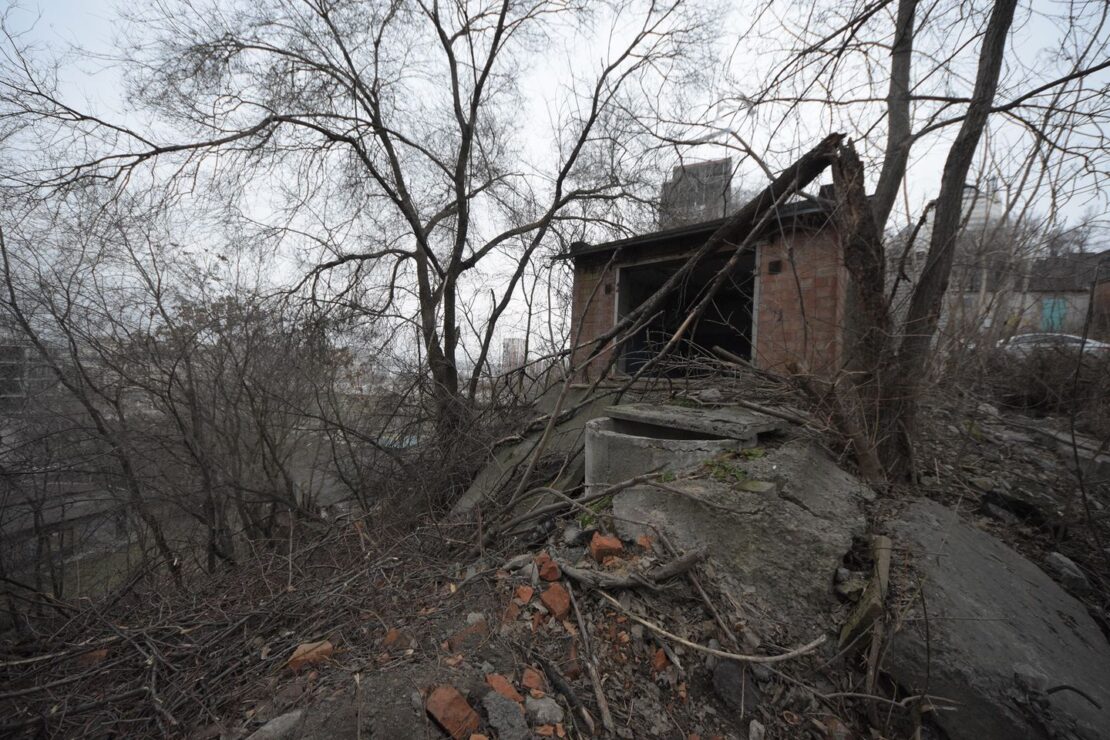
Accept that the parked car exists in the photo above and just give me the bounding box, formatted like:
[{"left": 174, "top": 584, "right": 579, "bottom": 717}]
[{"left": 997, "top": 333, "right": 1110, "bottom": 357}]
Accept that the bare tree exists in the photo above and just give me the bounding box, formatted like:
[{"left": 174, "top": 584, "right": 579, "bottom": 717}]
[
  {"left": 709, "top": 0, "right": 1110, "bottom": 481},
  {"left": 1, "top": 0, "right": 715, "bottom": 446}
]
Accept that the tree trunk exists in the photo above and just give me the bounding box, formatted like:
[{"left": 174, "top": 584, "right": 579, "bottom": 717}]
[
  {"left": 879, "top": 0, "right": 1019, "bottom": 478},
  {"left": 870, "top": 0, "right": 918, "bottom": 229}
]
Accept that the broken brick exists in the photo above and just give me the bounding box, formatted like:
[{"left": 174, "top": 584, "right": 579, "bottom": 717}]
[
  {"left": 563, "top": 640, "right": 582, "bottom": 680},
  {"left": 601, "top": 555, "right": 624, "bottom": 569},
  {"left": 426, "top": 685, "right": 480, "bottom": 740},
  {"left": 447, "top": 619, "right": 489, "bottom": 653},
  {"left": 534, "top": 553, "right": 561, "bottom": 581},
  {"left": 78, "top": 648, "right": 109, "bottom": 666},
  {"left": 514, "top": 585, "right": 535, "bottom": 603},
  {"left": 521, "top": 666, "right": 546, "bottom": 691},
  {"left": 286, "top": 640, "right": 334, "bottom": 672},
  {"left": 500, "top": 600, "right": 521, "bottom": 625},
  {"left": 589, "top": 532, "right": 624, "bottom": 562},
  {"left": 540, "top": 583, "right": 571, "bottom": 619},
  {"left": 485, "top": 673, "right": 524, "bottom": 703}
]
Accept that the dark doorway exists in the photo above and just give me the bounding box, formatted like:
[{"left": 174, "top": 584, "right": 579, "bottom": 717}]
[{"left": 618, "top": 251, "right": 756, "bottom": 374}]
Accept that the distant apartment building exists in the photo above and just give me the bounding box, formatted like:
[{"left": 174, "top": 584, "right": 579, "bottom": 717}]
[{"left": 890, "top": 182, "right": 1110, "bottom": 342}]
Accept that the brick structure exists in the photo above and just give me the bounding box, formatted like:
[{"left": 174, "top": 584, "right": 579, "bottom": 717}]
[
  {"left": 568, "top": 255, "right": 618, "bottom": 380},
  {"left": 755, "top": 230, "right": 848, "bottom": 373},
  {"left": 564, "top": 201, "right": 848, "bottom": 378}
]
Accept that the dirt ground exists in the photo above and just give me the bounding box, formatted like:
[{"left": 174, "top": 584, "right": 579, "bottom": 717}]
[{"left": 2, "top": 382, "right": 1107, "bottom": 740}]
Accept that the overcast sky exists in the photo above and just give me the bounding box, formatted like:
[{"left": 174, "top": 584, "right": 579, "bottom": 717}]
[
  {"left": 20, "top": 1, "right": 1108, "bottom": 238},
  {"left": 6, "top": 0, "right": 1108, "bottom": 370}
]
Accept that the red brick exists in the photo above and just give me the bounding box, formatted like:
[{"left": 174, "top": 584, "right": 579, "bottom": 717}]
[
  {"left": 522, "top": 666, "right": 546, "bottom": 691},
  {"left": 485, "top": 673, "right": 524, "bottom": 703},
  {"left": 589, "top": 532, "right": 624, "bottom": 562},
  {"left": 540, "top": 582, "right": 571, "bottom": 619},
  {"left": 534, "top": 552, "right": 561, "bottom": 581},
  {"left": 426, "top": 685, "right": 480, "bottom": 740},
  {"left": 514, "top": 585, "right": 535, "bottom": 604},
  {"left": 446, "top": 619, "right": 488, "bottom": 652},
  {"left": 500, "top": 600, "right": 521, "bottom": 625}
]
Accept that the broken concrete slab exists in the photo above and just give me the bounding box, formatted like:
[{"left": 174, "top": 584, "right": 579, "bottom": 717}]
[
  {"left": 604, "top": 403, "right": 787, "bottom": 442},
  {"left": 981, "top": 486, "right": 1062, "bottom": 527},
  {"left": 452, "top": 387, "right": 681, "bottom": 517},
  {"left": 246, "top": 710, "right": 305, "bottom": 740},
  {"left": 1030, "top": 426, "right": 1110, "bottom": 484},
  {"left": 451, "top": 388, "right": 612, "bottom": 516},
  {"left": 524, "top": 694, "right": 565, "bottom": 725},
  {"left": 482, "top": 691, "right": 529, "bottom": 740},
  {"left": 886, "top": 500, "right": 1110, "bottom": 740},
  {"left": 1043, "top": 551, "right": 1090, "bottom": 592},
  {"left": 612, "top": 441, "right": 872, "bottom": 635},
  {"left": 585, "top": 416, "right": 742, "bottom": 494}
]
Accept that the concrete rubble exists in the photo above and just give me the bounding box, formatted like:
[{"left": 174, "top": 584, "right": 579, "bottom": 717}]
[
  {"left": 613, "top": 439, "right": 874, "bottom": 635},
  {"left": 886, "top": 500, "right": 1110, "bottom": 740},
  {"left": 222, "top": 398, "right": 1110, "bottom": 740}
]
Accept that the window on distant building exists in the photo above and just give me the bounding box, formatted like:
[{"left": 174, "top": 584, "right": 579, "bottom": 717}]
[{"left": 0, "top": 344, "right": 26, "bottom": 398}]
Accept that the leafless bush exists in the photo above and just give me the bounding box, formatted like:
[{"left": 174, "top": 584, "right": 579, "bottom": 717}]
[{"left": 981, "top": 348, "right": 1110, "bottom": 438}]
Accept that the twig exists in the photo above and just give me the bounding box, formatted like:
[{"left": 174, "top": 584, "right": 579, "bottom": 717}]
[
  {"left": 558, "top": 562, "right": 657, "bottom": 591},
  {"left": 1046, "top": 684, "right": 1103, "bottom": 709},
  {"left": 595, "top": 591, "right": 826, "bottom": 663},
  {"left": 0, "top": 687, "right": 149, "bottom": 733},
  {"left": 556, "top": 547, "right": 706, "bottom": 591},
  {"left": 566, "top": 582, "right": 615, "bottom": 735},
  {"left": 648, "top": 546, "right": 709, "bottom": 582},
  {"left": 1066, "top": 261, "right": 1110, "bottom": 575},
  {"left": 487, "top": 471, "right": 664, "bottom": 541},
  {"left": 655, "top": 531, "right": 739, "bottom": 649},
  {"left": 534, "top": 653, "right": 595, "bottom": 735},
  {"left": 821, "top": 691, "right": 959, "bottom": 709}
]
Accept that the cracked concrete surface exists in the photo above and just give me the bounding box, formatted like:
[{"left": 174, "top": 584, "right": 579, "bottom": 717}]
[{"left": 612, "top": 440, "right": 874, "bottom": 636}]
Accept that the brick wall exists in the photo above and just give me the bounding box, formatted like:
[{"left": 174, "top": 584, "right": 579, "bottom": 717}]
[
  {"left": 569, "top": 229, "right": 847, "bottom": 378},
  {"left": 753, "top": 231, "right": 847, "bottom": 374},
  {"left": 569, "top": 257, "right": 617, "bottom": 380}
]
